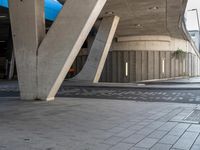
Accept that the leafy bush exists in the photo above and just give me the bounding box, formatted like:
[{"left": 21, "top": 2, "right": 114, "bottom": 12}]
[{"left": 172, "top": 48, "right": 187, "bottom": 59}]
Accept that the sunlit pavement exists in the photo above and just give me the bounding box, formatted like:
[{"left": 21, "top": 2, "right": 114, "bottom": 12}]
[
  {"left": 1, "top": 78, "right": 200, "bottom": 149},
  {"left": 0, "top": 97, "right": 200, "bottom": 150}
]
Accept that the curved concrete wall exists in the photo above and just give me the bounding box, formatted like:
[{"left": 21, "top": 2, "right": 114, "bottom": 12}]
[
  {"left": 69, "top": 35, "right": 200, "bottom": 83},
  {"left": 100, "top": 35, "right": 200, "bottom": 82},
  {"left": 112, "top": 35, "right": 197, "bottom": 55}
]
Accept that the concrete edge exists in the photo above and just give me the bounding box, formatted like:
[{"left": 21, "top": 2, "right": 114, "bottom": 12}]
[{"left": 63, "top": 82, "right": 200, "bottom": 90}]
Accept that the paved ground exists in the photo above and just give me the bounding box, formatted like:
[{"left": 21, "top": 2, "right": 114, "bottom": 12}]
[
  {"left": 2, "top": 82, "right": 200, "bottom": 104},
  {"left": 1, "top": 78, "right": 200, "bottom": 149},
  {"left": 0, "top": 97, "right": 200, "bottom": 150},
  {"left": 58, "top": 86, "right": 200, "bottom": 104}
]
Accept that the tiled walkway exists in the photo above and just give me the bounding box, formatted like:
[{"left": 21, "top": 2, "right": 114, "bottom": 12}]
[{"left": 0, "top": 97, "right": 200, "bottom": 150}]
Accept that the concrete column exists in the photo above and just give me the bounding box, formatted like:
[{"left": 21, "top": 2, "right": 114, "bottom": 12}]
[
  {"left": 37, "top": 0, "right": 107, "bottom": 100},
  {"left": 71, "top": 15, "right": 120, "bottom": 83},
  {"left": 9, "top": 0, "right": 45, "bottom": 100}
]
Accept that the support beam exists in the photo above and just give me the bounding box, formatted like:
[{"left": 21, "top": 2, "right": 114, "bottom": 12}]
[
  {"left": 72, "top": 15, "right": 120, "bottom": 83},
  {"left": 37, "top": 0, "right": 107, "bottom": 100},
  {"left": 9, "top": 0, "right": 45, "bottom": 100}
]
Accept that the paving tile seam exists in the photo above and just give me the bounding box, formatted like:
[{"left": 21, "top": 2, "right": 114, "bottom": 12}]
[
  {"left": 114, "top": 108, "right": 184, "bottom": 149},
  {"left": 170, "top": 125, "right": 196, "bottom": 149},
  {"left": 189, "top": 133, "right": 200, "bottom": 150},
  {"left": 107, "top": 116, "right": 160, "bottom": 148},
  {"left": 149, "top": 115, "right": 194, "bottom": 149}
]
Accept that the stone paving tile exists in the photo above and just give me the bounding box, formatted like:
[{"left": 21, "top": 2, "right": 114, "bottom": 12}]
[
  {"left": 148, "top": 130, "right": 168, "bottom": 139},
  {"left": 89, "top": 130, "right": 114, "bottom": 140},
  {"left": 194, "top": 134, "right": 200, "bottom": 144},
  {"left": 127, "top": 125, "right": 145, "bottom": 131},
  {"left": 146, "top": 121, "right": 165, "bottom": 130},
  {"left": 136, "top": 120, "right": 154, "bottom": 126},
  {"left": 157, "top": 122, "right": 178, "bottom": 131},
  {"left": 170, "top": 115, "right": 186, "bottom": 122},
  {"left": 187, "top": 124, "right": 200, "bottom": 133},
  {"left": 191, "top": 145, "right": 200, "bottom": 150},
  {"left": 148, "top": 114, "right": 165, "bottom": 120},
  {"left": 191, "top": 134, "right": 200, "bottom": 150},
  {"left": 108, "top": 142, "right": 133, "bottom": 150},
  {"left": 123, "top": 134, "right": 146, "bottom": 144},
  {"left": 117, "top": 122, "right": 137, "bottom": 128},
  {"left": 173, "top": 132, "right": 199, "bottom": 149},
  {"left": 150, "top": 143, "right": 172, "bottom": 150},
  {"left": 159, "top": 134, "right": 180, "bottom": 145},
  {"left": 108, "top": 127, "right": 125, "bottom": 134},
  {"left": 135, "top": 137, "right": 159, "bottom": 149},
  {"left": 103, "top": 136, "right": 123, "bottom": 145},
  {"left": 115, "top": 128, "right": 137, "bottom": 138},
  {"left": 136, "top": 127, "right": 156, "bottom": 136},
  {"left": 76, "top": 143, "right": 112, "bottom": 150},
  {"left": 168, "top": 123, "right": 190, "bottom": 136},
  {"left": 158, "top": 108, "right": 183, "bottom": 122},
  {"left": 130, "top": 147, "right": 148, "bottom": 150}
]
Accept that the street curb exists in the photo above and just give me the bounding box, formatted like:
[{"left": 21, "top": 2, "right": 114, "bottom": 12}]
[{"left": 62, "top": 84, "right": 200, "bottom": 90}]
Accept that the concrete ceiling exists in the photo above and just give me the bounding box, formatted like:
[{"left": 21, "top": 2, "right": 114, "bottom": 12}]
[
  {"left": 0, "top": 0, "right": 188, "bottom": 44},
  {"left": 60, "top": 0, "right": 188, "bottom": 39},
  {"left": 100, "top": 0, "right": 187, "bottom": 39}
]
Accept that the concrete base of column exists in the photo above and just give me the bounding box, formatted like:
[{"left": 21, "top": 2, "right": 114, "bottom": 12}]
[{"left": 9, "top": 0, "right": 45, "bottom": 100}]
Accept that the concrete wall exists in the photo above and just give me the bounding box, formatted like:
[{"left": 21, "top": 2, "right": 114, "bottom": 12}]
[
  {"left": 69, "top": 35, "right": 200, "bottom": 82},
  {"left": 113, "top": 35, "right": 197, "bottom": 54},
  {"left": 100, "top": 51, "right": 199, "bottom": 82}
]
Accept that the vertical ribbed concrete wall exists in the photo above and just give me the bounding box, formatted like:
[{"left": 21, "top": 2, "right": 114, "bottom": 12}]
[{"left": 100, "top": 51, "right": 199, "bottom": 82}]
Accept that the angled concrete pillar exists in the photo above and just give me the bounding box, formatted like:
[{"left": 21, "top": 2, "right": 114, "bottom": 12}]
[
  {"left": 72, "top": 16, "right": 120, "bottom": 83},
  {"left": 9, "top": 0, "right": 45, "bottom": 100},
  {"left": 37, "top": 0, "right": 107, "bottom": 100}
]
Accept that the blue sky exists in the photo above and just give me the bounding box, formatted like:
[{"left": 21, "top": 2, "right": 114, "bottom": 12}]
[{"left": 186, "top": 0, "right": 200, "bottom": 31}]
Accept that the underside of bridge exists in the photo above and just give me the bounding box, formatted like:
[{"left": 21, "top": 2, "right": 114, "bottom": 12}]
[
  {"left": 59, "top": 0, "right": 188, "bottom": 38},
  {"left": 0, "top": 0, "right": 200, "bottom": 100}
]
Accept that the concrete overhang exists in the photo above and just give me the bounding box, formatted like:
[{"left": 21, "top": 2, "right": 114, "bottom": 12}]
[
  {"left": 100, "top": 0, "right": 188, "bottom": 39},
  {"left": 59, "top": 0, "right": 188, "bottom": 40}
]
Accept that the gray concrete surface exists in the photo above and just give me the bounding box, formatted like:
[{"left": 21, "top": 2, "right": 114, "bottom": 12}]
[
  {"left": 9, "top": 0, "right": 107, "bottom": 101},
  {"left": 72, "top": 15, "right": 119, "bottom": 83},
  {"left": 37, "top": 0, "right": 107, "bottom": 101},
  {"left": 9, "top": 0, "right": 45, "bottom": 100},
  {"left": 60, "top": 0, "right": 187, "bottom": 38},
  {"left": 143, "top": 77, "right": 200, "bottom": 84},
  {"left": 0, "top": 97, "right": 200, "bottom": 150}
]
